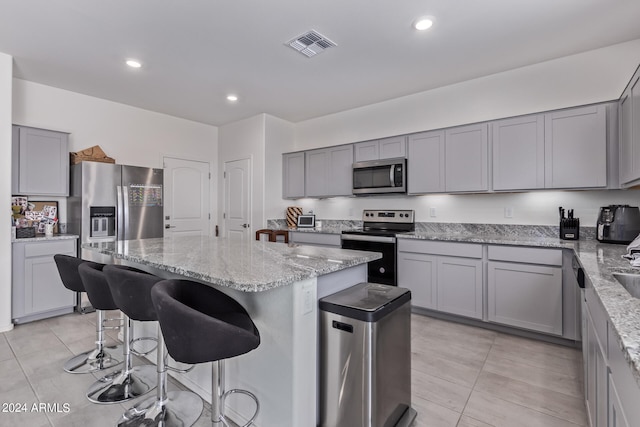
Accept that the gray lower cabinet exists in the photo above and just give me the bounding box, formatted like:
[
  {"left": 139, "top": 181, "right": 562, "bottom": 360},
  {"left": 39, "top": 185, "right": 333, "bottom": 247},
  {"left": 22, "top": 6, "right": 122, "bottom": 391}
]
[
  {"left": 582, "top": 279, "right": 640, "bottom": 427},
  {"left": 12, "top": 125, "right": 70, "bottom": 196},
  {"left": 12, "top": 238, "right": 77, "bottom": 324},
  {"left": 487, "top": 245, "right": 563, "bottom": 335},
  {"left": 397, "top": 252, "right": 437, "bottom": 309},
  {"left": 437, "top": 256, "right": 483, "bottom": 319},
  {"left": 289, "top": 231, "right": 341, "bottom": 247},
  {"left": 445, "top": 123, "right": 488, "bottom": 192},
  {"left": 544, "top": 105, "right": 607, "bottom": 189},
  {"left": 282, "top": 152, "right": 305, "bottom": 199},
  {"left": 305, "top": 145, "right": 353, "bottom": 197},
  {"left": 397, "top": 240, "right": 483, "bottom": 319}
]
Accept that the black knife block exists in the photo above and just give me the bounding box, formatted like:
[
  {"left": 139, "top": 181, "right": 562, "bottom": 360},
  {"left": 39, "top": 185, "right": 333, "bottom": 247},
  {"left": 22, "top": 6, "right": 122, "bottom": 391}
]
[{"left": 560, "top": 218, "right": 579, "bottom": 240}]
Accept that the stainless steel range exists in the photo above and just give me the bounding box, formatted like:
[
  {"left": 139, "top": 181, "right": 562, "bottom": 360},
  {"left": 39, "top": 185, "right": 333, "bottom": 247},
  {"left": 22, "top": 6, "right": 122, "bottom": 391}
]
[{"left": 341, "top": 209, "right": 415, "bottom": 286}]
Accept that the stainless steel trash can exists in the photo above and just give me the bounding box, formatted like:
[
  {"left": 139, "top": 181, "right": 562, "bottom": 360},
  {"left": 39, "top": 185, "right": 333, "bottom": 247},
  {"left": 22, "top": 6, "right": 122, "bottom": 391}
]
[{"left": 319, "top": 282, "right": 416, "bottom": 427}]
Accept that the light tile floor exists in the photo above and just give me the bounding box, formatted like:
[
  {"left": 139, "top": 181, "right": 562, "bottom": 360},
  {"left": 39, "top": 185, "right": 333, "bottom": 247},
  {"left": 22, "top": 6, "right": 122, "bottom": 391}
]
[{"left": 0, "top": 311, "right": 586, "bottom": 426}]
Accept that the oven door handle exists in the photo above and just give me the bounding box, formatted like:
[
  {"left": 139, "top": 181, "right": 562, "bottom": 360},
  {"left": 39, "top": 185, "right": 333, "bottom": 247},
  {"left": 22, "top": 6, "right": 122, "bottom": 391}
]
[{"left": 341, "top": 234, "right": 396, "bottom": 244}]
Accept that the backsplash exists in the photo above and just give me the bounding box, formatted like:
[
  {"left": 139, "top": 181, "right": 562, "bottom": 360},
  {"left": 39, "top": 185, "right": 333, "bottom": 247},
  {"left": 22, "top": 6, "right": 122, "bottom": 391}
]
[{"left": 267, "top": 218, "right": 596, "bottom": 240}]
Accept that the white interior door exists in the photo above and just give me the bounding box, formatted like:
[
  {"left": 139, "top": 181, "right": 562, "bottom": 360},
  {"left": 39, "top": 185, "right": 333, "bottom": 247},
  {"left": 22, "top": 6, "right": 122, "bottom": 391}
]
[
  {"left": 163, "top": 156, "right": 211, "bottom": 237},
  {"left": 224, "top": 158, "right": 251, "bottom": 240}
]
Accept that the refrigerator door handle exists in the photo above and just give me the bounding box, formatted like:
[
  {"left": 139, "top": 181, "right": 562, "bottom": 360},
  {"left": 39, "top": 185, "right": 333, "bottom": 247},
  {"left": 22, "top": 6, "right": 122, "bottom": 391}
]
[{"left": 116, "top": 185, "right": 124, "bottom": 240}]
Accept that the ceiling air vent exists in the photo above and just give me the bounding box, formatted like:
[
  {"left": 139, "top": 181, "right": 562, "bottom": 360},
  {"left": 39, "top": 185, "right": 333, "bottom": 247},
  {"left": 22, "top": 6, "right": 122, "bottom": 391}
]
[{"left": 286, "top": 30, "right": 337, "bottom": 58}]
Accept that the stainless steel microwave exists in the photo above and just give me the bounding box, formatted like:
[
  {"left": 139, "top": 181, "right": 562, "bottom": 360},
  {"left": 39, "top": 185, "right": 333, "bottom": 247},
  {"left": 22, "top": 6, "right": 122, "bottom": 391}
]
[{"left": 352, "top": 158, "right": 407, "bottom": 195}]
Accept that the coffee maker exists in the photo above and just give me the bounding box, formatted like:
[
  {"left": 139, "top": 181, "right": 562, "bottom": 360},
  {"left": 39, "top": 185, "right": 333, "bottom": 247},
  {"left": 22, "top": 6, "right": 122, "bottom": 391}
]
[{"left": 596, "top": 205, "right": 640, "bottom": 244}]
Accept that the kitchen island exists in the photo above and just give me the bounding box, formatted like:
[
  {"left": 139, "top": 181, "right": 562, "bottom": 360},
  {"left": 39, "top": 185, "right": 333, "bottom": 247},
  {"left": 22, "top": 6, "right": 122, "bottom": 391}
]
[{"left": 83, "top": 235, "right": 381, "bottom": 427}]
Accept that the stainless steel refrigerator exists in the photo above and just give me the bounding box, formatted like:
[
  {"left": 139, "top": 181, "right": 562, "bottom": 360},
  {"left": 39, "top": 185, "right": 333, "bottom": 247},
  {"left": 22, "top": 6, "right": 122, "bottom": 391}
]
[{"left": 68, "top": 161, "right": 164, "bottom": 311}]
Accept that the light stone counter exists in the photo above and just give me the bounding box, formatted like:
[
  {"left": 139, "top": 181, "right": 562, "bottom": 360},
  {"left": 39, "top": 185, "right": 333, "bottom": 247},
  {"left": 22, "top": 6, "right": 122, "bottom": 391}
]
[
  {"left": 83, "top": 235, "right": 380, "bottom": 292},
  {"left": 83, "top": 235, "right": 380, "bottom": 427}
]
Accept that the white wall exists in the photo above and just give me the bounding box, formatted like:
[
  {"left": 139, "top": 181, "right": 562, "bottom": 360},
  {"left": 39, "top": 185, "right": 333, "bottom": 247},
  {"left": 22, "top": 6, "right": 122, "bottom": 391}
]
[
  {"left": 265, "top": 39, "right": 640, "bottom": 226},
  {"left": 264, "top": 115, "right": 295, "bottom": 221},
  {"left": 1, "top": 53, "right": 13, "bottom": 331},
  {"left": 12, "top": 79, "right": 219, "bottom": 225},
  {"left": 218, "top": 114, "right": 266, "bottom": 233}
]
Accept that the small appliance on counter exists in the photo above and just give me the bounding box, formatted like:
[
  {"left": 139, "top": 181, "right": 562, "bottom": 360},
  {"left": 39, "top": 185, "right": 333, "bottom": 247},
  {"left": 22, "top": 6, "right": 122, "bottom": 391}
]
[
  {"left": 596, "top": 205, "right": 640, "bottom": 244},
  {"left": 559, "top": 206, "right": 579, "bottom": 240}
]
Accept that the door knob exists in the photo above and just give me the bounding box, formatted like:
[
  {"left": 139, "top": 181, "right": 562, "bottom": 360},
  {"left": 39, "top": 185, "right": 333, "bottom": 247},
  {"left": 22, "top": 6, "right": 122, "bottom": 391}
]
[
  {"left": 165, "top": 224, "right": 176, "bottom": 229},
  {"left": 242, "top": 223, "right": 250, "bottom": 228}
]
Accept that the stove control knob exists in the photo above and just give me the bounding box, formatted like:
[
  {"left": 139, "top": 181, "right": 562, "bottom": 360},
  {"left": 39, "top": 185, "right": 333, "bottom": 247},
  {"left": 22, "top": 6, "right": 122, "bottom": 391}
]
[{"left": 379, "top": 267, "right": 386, "bottom": 274}]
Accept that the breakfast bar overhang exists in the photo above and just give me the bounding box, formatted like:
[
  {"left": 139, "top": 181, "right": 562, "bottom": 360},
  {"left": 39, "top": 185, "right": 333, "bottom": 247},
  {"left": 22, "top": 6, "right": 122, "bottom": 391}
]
[{"left": 82, "top": 236, "right": 381, "bottom": 427}]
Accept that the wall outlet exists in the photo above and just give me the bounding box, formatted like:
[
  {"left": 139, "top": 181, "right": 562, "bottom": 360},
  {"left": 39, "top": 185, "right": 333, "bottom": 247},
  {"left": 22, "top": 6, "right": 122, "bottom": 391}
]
[
  {"left": 505, "top": 207, "right": 514, "bottom": 218},
  {"left": 430, "top": 207, "right": 437, "bottom": 217}
]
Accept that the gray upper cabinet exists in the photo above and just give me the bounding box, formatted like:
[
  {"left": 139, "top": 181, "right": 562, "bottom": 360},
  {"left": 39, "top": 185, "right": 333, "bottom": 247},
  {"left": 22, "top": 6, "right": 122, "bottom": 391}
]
[
  {"left": 282, "top": 152, "right": 305, "bottom": 199},
  {"left": 492, "top": 115, "right": 545, "bottom": 191},
  {"left": 544, "top": 105, "right": 607, "bottom": 189},
  {"left": 305, "top": 145, "right": 353, "bottom": 198},
  {"left": 620, "top": 71, "right": 640, "bottom": 186},
  {"left": 354, "top": 136, "right": 406, "bottom": 162},
  {"left": 12, "top": 125, "right": 69, "bottom": 196},
  {"left": 445, "top": 123, "right": 488, "bottom": 192},
  {"left": 407, "top": 130, "right": 445, "bottom": 194},
  {"left": 619, "top": 87, "right": 633, "bottom": 185}
]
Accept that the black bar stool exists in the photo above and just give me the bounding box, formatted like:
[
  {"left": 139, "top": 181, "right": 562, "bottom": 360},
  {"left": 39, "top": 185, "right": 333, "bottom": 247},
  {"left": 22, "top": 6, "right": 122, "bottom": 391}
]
[
  {"left": 151, "top": 279, "right": 260, "bottom": 427},
  {"left": 80, "top": 263, "right": 157, "bottom": 404},
  {"left": 53, "top": 255, "right": 122, "bottom": 374},
  {"left": 105, "top": 266, "right": 203, "bottom": 427}
]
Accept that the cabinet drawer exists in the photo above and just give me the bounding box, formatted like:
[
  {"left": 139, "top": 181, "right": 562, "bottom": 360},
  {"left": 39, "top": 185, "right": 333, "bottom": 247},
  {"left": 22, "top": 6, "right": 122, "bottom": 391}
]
[
  {"left": 397, "top": 239, "right": 482, "bottom": 258},
  {"left": 23, "top": 240, "right": 76, "bottom": 258},
  {"left": 290, "top": 232, "right": 341, "bottom": 247},
  {"left": 488, "top": 245, "right": 562, "bottom": 266}
]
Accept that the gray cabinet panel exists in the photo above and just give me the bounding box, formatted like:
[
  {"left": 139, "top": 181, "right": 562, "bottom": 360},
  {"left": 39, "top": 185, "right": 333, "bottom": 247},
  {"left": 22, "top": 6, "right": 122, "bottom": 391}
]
[
  {"left": 354, "top": 141, "right": 379, "bottom": 162},
  {"left": 445, "top": 123, "right": 488, "bottom": 192},
  {"left": 304, "top": 145, "right": 353, "bottom": 198},
  {"left": 12, "top": 239, "right": 77, "bottom": 323},
  {"left": 544, "top": 105, "right": 607, "bottom": 188},
  {"left": 12, "top": 125, "right": 69, "bottom": 196},
  {"left": 492, "top": 114, "right": 544, "bottom": 190},
  {"left": 354, "top": 136, "right": 406, "bottom": 162},
  {"left": 619, "top": 88, "right": 634, "bottom": 185},
  {"left": 608, "top": 374, "right": 631, "bottom": 427},
  {"left": 436, "top": 257, "right": 483, "bottom": 319},
  {"left": 305, "top": 149, "right": 329, "bottom": 197},
  {"left": 487, "top": 261, "right": 562, "bottom": 335},
  {"left": 398, "top": 239, "right": 482, "bottom": 259},
  {"left": 397, "top": 252, "right": 437, "bottom": 309},
  {"left": 631, "top": 76, "right": 640, "bottom": 183},
  {"left": 487, "top": 245, "right": 562, "bottom": 266},
  {"left": 327, "top": 145, "right": 354, "bottom": 196},
  {"left": 282, "top": 152, "right": 305, "bottom": 199},
  {"left": 407, "top": 131, "right": 445, "bottom": 194},
  {"left": 289, "top": 232, "right": 341, "bottom": 247}
]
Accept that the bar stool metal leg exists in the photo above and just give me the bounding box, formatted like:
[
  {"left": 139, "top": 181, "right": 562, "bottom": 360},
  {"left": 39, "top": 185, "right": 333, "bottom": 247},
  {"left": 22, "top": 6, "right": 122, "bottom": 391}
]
[
  {"left": 212, "top": 360, "right": 259, "bottom": 427},
  {"left": 117, "top": 326, "right": 203, "bottom": 427},
  {"left": 64, "top": 309, "right": 122, "bottom": 374},
  {"left": 86, "top": 314, "right": 157, "bottom": 404}
]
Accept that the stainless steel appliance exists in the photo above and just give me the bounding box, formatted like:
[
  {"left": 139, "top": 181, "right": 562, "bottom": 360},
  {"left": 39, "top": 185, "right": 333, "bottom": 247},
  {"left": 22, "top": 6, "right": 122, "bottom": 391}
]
[
  {"left": 320, "top": 282, "right": 416, "bottom": 427},
  {"left": 352, "top": 158, "right": 406, "bottom": 195},
  {"left": 341, "top": 209, "right": 415, "bottom": 285},
  {"left": 596, "top": 205, "right": 640, "bottom": 244},
  {"left": 68, "top": 161, "right": 164, "bottom": 311}
]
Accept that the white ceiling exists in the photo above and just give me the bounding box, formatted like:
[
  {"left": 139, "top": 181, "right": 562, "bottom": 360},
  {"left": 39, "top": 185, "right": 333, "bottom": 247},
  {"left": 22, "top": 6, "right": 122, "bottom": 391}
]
[{"left": 1, "top": 1, "right": 640, "bottom": 127}]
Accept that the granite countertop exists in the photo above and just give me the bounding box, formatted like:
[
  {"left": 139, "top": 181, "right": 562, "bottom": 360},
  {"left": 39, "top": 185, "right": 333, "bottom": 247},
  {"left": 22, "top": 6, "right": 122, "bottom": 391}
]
[
  {"left": 398, "top": 231, "right": 640, "bottom": 388},
  {"left": 12, "top": 233, "right": 79, "bottom": 243},
  {"left": 82, "top": 235, "right": 380, "bottom": 293}
]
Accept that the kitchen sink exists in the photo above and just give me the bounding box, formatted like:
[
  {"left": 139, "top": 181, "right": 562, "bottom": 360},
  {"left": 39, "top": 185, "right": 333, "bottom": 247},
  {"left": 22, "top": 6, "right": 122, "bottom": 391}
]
[{"left": 612, "top": 273, "right": 640, "bottom": 299}]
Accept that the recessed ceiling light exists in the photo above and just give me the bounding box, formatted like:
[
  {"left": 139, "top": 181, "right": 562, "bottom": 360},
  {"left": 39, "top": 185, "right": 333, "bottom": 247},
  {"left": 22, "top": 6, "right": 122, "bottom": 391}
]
[
  {"left": 413, "top": 17, "right": 434, "bottom": 31},
  {"left": 126, "top": 59, "right": 142, "bottom": 68},
  {"left": 226, "top": 95, "right": 238, "bottom": 101}
]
